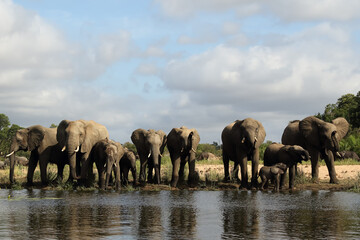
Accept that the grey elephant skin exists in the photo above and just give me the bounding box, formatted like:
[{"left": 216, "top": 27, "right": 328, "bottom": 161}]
[
  {"left": 167, "top": 126, "right": 200, "bottom": 188},
  {"left": 57, "top": 120, "right": 109, "bottom": 183},
  {"left": 259, "top": 163, "right": 287, "bottom": 191},
  {"left": 264, "top": 143, "right": 309, "bottom": 189},
  {"left": 338, "top": 150, "right": 360, "bottom": 161},
  {"left": 197, "top": 152, "right": 218, "bottom": 161},
  {"left": 90, "top": 139, "right": 124, "bottom": 190},
  {"left": 282, "top": 116, "right": 349, "bottom": 184},
  {"left": 7, "top": 125, "right": 68, "bottom": 185},
  {"left": 131, "top": 129, "right": 167, "bottom": 185},
  {"left": 222, "top": 118, "right": 266, "bottom": 189},
  {"left": 120, "top": 148, "right": 137, "bottom": 186},
  {"left": 5, "top": 156, "right": 29, "bottom": 166}
]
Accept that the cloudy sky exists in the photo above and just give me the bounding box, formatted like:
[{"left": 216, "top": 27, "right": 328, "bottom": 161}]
[{"left": 1, "top": 0, "right": 360, "bottom": 144}]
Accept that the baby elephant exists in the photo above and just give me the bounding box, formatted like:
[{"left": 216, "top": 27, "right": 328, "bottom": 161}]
[
  {"left": 120, "top": 148, "right": 137, "bottom": 186},
  {"left": 259, "top": 163, "right": 288, "bottom": 191}
]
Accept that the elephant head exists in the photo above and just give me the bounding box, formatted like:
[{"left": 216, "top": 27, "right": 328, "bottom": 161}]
[
  {"left": 131, "top": 129, "right": 167, "bottom": 184},
  {"left": 234, "top": 118, "right": 266, "bottom": 159},
  {"left": 280, "top": 145, "right": 310, "bottom": 165},
  {"left": 57, "top": 120, "right": 109, "bottom": 180},
  {"left": 168, "top": 126, "right": 200, "bottom": 156},
  {"left": 7, "top": 125, "right": 52, "bottom": 183},
  {"left": 299, "top": 116, "right": 349, "bottom": 157}
]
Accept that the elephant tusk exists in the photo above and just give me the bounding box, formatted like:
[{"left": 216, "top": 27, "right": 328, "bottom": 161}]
[
  {"left": 74, "top": 146, "right": 80, "bottom": 153},
  {"left": 61, "top": 146, "right": 66, "bottom": 152},
  {"left": 114, "top": 163, "right": 117, "bottom": 167},
  {"left": 336, "top": 152, "right": 341, "bottom": 158},
  {"left": 159, "top": 153, "right": 163, "bottom": 157},
  {"left": 6, "top": 151, "right": 14, "bottom": 158},
  {"left": 241, "top": 137, "right": 245, "bottom": 143},
  {"left": 191, "top": 148, "right": 196, "bottom": 153},
  {"left": 148, "top": 151, "right": 152, "bottom": 158},
  {"left": 181, "top": 147, "right": 184, "bottom": 153},
  {"left": 254, "top": 137, "right": 258, "bottom": 142},
  {"left": 104, "top": 163, "right": 107, "bottom": 168}
]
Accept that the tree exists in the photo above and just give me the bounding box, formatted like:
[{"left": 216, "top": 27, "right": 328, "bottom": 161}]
[{"left": 0, "top": 114, "right": 22, "bottom": 156}]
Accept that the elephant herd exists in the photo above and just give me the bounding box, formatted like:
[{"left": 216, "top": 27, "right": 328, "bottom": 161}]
[{"left": 5, "top": 115, "right": 349, "bottom": 190}]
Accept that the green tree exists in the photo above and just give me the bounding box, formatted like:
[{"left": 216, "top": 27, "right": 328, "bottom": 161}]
[
  {"left": 50, "top": 123, "right": 57, "bottom": 128},
  {"left": 0, "top": 114, "right": 23, "bottom": 156}
]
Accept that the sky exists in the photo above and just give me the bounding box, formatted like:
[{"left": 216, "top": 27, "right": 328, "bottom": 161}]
[{"left": 1, "top": 0, "right": 360, "bottom": 144}]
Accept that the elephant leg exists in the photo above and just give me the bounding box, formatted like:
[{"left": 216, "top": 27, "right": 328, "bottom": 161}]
[
  {"left": 187, "top": 158, "right": 196, "bottom": 187},
  {"left": 131, "top": 166, "right": 137, "bottom": 186},
  {"left": 27, "top": 151, "right": 39, "bottom": 186},
  {"left": 250, "top": 149, "right": 260, "bottom": 189},
  {"left": 56, "top": 162, "right": 65, "bottom": 183},
  {"left": 123, "top": 167, "right": 129, "bottom": 186},
  {"left": 232, "top": 161, "right": 240, "bottom": 183},
  {"left": 274, "top": 175, "right": 280, "bottom": 192},
  {"left": 171, "top": 155, "right": 181, "bottom": 187},
  {"left": 178, "top": 159, "right": 186, "bottom": 185},
  {"left": 147, "top": 160, "right": 154, "bottom": 183},
  {"left": 280, "top": 168, "right": 287, "bottom": 189},
  {"left": 238, "top": 153, "right": 248, "bottom": 189},
  {"left": 324, "top": 151, "right": 339, "bottom": 184},
  {"left": 222, "top": 152, "right": 231, "bottom": 182},
  {"left": 309, "top": 149, "right": 320, "bottom": 182},
  {"left": 139, "top": 156, "right": 147, "bottom": 184},
  {"left": 288, "top": 165, "right": 296, "bottom": 189},
  {"left": 39, "top": 157, "right": 49, "bottom": 186},
  {"left": 260, "top": 176, "right": 267, "bottom": 190}
]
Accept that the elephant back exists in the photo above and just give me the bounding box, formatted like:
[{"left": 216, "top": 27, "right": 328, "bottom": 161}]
[{"left": 263, "top": 143, "right": 284, "bottom": 166}]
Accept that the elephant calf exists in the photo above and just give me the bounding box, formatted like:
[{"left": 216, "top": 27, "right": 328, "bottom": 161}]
[
  {"left": 259, "top": 163, "right": 287, "bottom": 191},
  {"left": 338, "top": 151, "right": 360, "bottom": 161},
  {"left": 120, "top": 148, "right": 137, "bottom": 186}
]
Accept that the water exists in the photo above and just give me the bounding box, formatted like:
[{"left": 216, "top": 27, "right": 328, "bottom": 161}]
[{"left": 0, "top": 189, "right": 359, "bottom": 239}]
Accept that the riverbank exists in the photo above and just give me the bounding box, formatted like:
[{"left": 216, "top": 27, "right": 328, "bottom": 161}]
[{"left": 1, "top": 163, "right": 359, "bottom": 192}]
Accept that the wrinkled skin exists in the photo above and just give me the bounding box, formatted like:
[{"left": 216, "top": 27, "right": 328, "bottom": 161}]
[
  {"left": 259, "top": 163, "right": 287, "bottom": 191},
  {"left": 167, "top": 126, "right": 200, "bottom": 188},
  {"left": 222, "top": 118, "right": 266, "bottom": 189},
  {"left": 264, "top": 143, "right": 310, "bottom": 189},
  {"left": 7, "top": 125, "right": 69, "bottom": 185},
  {"left": 57, "top": 120, "right": 109, "bottom": 183},
  {"left": 282, "top": 116, "right": 349, "bottom": 184},
  {"left": 90, "top": 139, "right": 124, "bottom": 190},
  {"left": 120, "top": 148, "right": 137, "bottom": 186},
  {"left": 131, "top": 129, "right": 167, "bottom": 185}
]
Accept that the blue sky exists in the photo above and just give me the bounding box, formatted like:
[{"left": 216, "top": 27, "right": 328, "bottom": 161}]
[{"left": 1, "top": 0, "right": 360, "bottom": 144}]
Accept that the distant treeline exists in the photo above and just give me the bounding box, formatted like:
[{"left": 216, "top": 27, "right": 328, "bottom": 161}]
[{"left": 1, "top": 91, "right": 360, "bottom": 159}]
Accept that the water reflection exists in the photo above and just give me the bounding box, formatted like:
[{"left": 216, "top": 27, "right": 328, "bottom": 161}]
[
  {"left": 0, "top": 189, "right": 360, "bottom": 239},
  {"left": 168, "top": 191, "right": 197, "bottom": 239}
]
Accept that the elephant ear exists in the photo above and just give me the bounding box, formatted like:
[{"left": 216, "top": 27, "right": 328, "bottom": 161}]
[
  {"left": 114, "top": 141, "right": 125, "bottom": 160},
  {"left": 28, "top": 126, "right": 45, "bottom": 151},
  {"left": 81, "top": 121, "right": 101, "bottom": 153},
  {"left": 156, "top": 130, "right": 167, "bottom": 154},
  {"left": 254, "top": 120, "right": 266, "bottom": 148},
  {"left": 190, "top": 128, "right": 200, "bottom": 148},
  {"left": 57, "top": 120, "right": 70, "bottom": 147},
  {"left": 131, "top": 129, "right": 148, "bottom": 154},
  {"left": 332, "top": 117, "right": 349, "bottom": 140},
  {"left": 299, "top": 116, "right": 322, "bottom": 148}
]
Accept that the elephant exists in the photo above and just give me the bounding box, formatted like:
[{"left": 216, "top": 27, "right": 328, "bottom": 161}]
[
  {"left": 120, "top": 148, "right": 137, "bottom": 186},
  {"left": 197, "top": 152, "right": 218, "bottom": 161},
  {"left": 57, "top": 120, "right": 109, "bottom": 183},
  {"left": 221, "top": 118, "right": 266, "bottom": 189},
  {"left": 263, "top": 143, "right": 310, "bottom": 189},
  {"left": 6, "top": 125, "right": 69, "bottom": 185},
  {"left": 338, "top": 150, "right": 360, "bottom": 161},
  {"left": 282, "top": 116, "right": 349, "bottom": 184},
  {"left": 167, "top": 126, "right": 200, "bottom": 187},
  {"left": 131, "top": 129, "right": 167, "bottom": 185},
  {"left": 259, "top": 163, "right": 287, "bottom": 191},
  {"left": 4, "top": 156, "right": 29, "bottom": 166},
  {"left": 90, "top": 138, "right": 124, "bottom": 190}
]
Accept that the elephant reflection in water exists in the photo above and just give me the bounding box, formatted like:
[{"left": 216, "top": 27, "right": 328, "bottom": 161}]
[
  {"left": 137, "top": 202, "right": 164, "bottom": 239},
  {"left": 220, "top": 191, "right": 260, "bottom": 239},
  {"left": 168, "top": 191, "right": 197, "bottom": 239}
]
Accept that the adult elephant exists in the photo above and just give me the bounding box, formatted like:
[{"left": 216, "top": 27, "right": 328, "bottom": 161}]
[
  {"left": 90, "top": 139, "right": 124, "bottom": 190},
  {"left": 167, "top": 126, "right": 200, "bottom": 187},
  {"left": 222, "top": 118, "right": 266, "bottom": 189},
  {"left": 131, "top": 129, "right": 167, "bottom": 185},
  {"left": 282, "top": 116, "right": 349, "bottom": 183},
  {"left": 6, "top": 125, "right": 68, "bottom": 185},
  {"left": 264, "top": 143, "right": 310, "bottom": 189},
  {"left": 57, "top": 120, "right": 109, "bottom": 182}
]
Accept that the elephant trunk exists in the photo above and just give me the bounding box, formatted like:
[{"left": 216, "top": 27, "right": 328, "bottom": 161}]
[
  {"left": 331, "top": 132, "right": 340, "bottom": 152},
  {"left": 68, "top": 153, "right": 79, "bottom": 180},
  {"left": 8, "top": 143, "right": 19, "bottom": 184},
  {"left": 105, "top": 160, "right": 113, "bottom": 189},
  {"left": 150, "top": 147, "right": 161, "bottom": 184}
]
